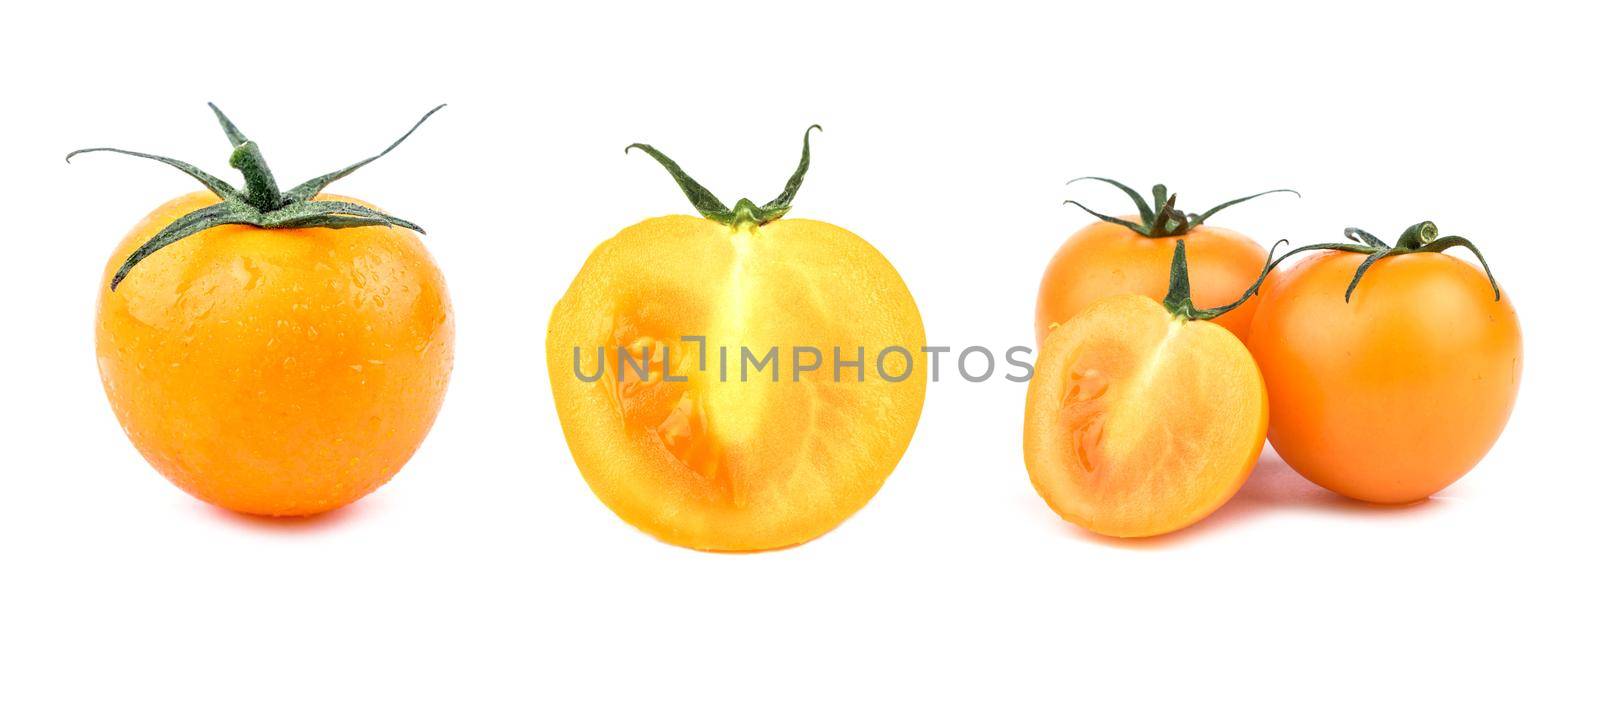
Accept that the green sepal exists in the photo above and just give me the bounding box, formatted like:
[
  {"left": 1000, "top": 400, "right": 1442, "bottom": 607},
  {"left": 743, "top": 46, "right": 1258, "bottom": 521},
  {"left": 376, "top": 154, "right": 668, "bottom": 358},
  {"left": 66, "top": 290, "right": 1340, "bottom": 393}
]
[
  {"left": 1162, "top": 238, "right": 1200, "bottom": 316},
  {"left": 71, "top": 103, "right": 444, "bottom": 291},
  {"left": 1345, "top": 227, "right": 1388, "bottom": 249},
  {"left": 284, "top": 104, "right": 446, "bottom": 204},
  {"left": 623, "top": 142, "right": 733, "bottom": 222},
  {"left": 1424, "top": 235, "right": 1502, "bottom": 300},
  {"left": 1191, "top": 189, "right": 1301, "bottom": 226},
  {"left": 106, "top": 199, "right": 424, "bottom": 291},
  {"left": 1065, "top": 177, "right": 1298, "bottom": 238},
  {"left": 1342, "top": 249, "right": 1392, "bottom": 301},
  {"left": 108, "top": 203, "right": 249, "bottom": 290},
  {"left": 627, "top": 125, "right": 823, "bottom": 228},
  {"left": 1061, "top": 200, "right": 1149, "bottom": 234},
  {"left": 1268, "top": 221, "right": 1502, "bottom": 302},
  {"left": 209, "top": 102, "right": 250, "bottom": 148},
  {"left": 267, "top": 200, "right": 423, "bottom": 232},
  {"left": 1163, "top": 238, "right": 1288, "bottom": 321},
  {"left": 756, "top": 124, "right": 821, "bottom": 222},
  {"left": 1066, "top": 176, "right": 1154, "bottom": 224},
  {"left": 65, "top": 147, "right": 244, "bottom": 203}
]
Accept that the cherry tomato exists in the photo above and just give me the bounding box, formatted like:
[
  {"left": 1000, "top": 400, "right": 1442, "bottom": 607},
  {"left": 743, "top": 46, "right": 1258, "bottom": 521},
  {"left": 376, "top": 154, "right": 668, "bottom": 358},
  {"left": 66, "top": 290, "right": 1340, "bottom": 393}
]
[{"left": 1248, "top": 222, "right": 1521, "bottom": 503}]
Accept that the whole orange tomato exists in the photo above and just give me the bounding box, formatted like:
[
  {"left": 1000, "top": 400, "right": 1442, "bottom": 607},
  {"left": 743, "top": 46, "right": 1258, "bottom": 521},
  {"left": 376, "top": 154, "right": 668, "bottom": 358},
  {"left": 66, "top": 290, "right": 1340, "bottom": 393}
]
[
  {"left": 1248, "top": 222, "right": 1521, "bottom": 504},
  {"left": 76, "top": 105, "right": 452, "bottom": 517},
  {"left": 1035, "top": 177, "right": 1295, "bottom": 345}
]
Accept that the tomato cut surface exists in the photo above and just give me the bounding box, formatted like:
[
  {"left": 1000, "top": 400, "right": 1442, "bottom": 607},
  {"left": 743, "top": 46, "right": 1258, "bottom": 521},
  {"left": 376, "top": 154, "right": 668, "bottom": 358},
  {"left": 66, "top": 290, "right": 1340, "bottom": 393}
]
[
  {"left": 548, "top": 215, "right": 926, "bottom": 551},
  {"left": 1024, "top": 294, "right": 1267, "bottom": 537}
]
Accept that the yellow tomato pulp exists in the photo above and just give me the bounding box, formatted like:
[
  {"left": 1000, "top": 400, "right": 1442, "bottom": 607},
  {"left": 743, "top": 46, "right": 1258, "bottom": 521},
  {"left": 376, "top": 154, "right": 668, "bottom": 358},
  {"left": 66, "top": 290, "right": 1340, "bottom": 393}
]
[{"left": 548, "top": 215, "right": 926, "bottom": 550}]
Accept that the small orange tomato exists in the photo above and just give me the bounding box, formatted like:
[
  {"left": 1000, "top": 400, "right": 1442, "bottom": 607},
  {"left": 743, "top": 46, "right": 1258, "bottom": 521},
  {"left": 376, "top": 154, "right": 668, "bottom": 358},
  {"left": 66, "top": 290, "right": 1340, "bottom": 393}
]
[
  {"left": 77, "top": 105, "right": 452, "bottom": 517},
  {"left": 1248, "top": 223, "right": 1521, "bottom": 504},
  {"left": 1035, "top": 178, "right": 1296, "bottom": 345},
  {"left": 1025, "top": 240, "right": 1276, "bottom": 538}
]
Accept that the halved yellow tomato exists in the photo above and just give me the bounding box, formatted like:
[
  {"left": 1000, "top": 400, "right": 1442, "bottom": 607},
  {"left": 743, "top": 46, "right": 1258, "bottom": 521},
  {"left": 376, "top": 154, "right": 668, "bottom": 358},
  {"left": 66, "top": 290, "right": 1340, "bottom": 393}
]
[
  {"left": 1025, "top": 240, "right": 1273, "bottom": 537},
  {"left": 547, "top": 128, "right": 926, "bottom": 551}
]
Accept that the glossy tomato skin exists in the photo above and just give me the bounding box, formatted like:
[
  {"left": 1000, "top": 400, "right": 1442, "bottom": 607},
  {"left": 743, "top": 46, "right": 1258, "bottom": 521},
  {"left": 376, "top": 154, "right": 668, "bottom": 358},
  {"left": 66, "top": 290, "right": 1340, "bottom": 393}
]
[
  {"left": 1248, "top": 251, "right": 1520, "bottom": 503},
  {"left": 96, "top": 191, "right": 454, "bottom": 516},
  {"left": 1035, "top": 220, "right": 1268, "bottom": 345}
]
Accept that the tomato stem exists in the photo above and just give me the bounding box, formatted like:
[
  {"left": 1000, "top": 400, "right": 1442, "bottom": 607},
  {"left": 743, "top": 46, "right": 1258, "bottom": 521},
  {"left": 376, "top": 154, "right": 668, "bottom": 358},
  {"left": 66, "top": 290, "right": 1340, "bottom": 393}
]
[
  {"left": 209, "top": 104, "right": 284, "bottom": 210},
  {"left": 1064, "top": 177, "right": 1298, "bottom": 238},
  {"left": 627, "top": 125, "right": 823, "bottom": 228},
  {"left": 68, "top": 104, "right": 445, "bottom": 290}
]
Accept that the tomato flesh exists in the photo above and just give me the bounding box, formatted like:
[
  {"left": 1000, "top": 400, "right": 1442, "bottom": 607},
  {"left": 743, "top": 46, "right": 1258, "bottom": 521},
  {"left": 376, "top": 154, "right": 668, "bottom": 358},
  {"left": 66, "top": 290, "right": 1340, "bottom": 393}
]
[
  {"left": 1025, "top": 294, "right": 1268, "bottom": 537},
  {"left": 548, "top": 215, "right": 926, "bottom": 551}
]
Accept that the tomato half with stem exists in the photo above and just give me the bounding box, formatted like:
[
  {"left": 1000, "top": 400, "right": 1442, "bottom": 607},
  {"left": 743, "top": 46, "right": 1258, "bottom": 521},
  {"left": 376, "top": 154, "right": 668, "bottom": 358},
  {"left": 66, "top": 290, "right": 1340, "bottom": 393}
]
[
  {"left": 548, "top": 128, "right": 926, "bottom": 551},
  {"left": 1036, "top": 177, "right": 1296, "bottom": 345},
  {"left": 1025, "top": 238, "right": 1278, "bottom": 538},
  {"left": 1248, "top": 222, "right": 1521, "bottom": 504},
  {"left": 77, "top": 104, "right": 452, "bottom": 517}
]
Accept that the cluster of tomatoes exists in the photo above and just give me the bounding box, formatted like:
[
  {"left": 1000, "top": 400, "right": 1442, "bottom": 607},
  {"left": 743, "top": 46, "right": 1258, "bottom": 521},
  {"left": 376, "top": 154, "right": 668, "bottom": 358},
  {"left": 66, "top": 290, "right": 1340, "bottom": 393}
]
[
  {"left": 77, "top": 109, "right": 1519, "bottom": 548},
  {"left": 1028, "top": 178, "right": 1520, "bottom": 537}
]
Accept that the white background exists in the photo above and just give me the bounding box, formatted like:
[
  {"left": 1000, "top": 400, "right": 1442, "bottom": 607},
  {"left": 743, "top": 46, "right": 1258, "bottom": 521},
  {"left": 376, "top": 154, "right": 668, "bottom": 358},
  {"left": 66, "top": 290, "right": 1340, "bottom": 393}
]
[{"left": 2, "top": 1, "right": 1595, "bottom": 715}]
